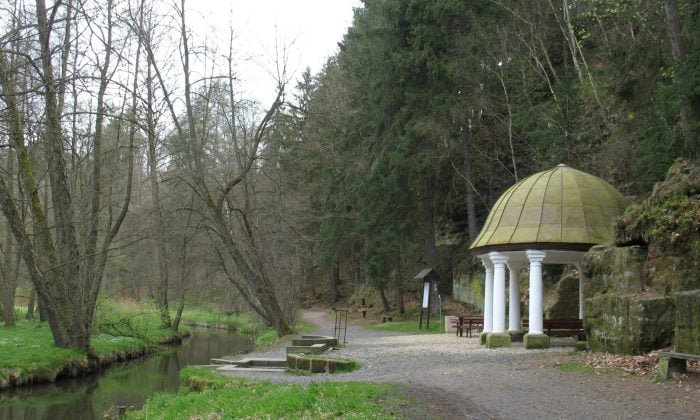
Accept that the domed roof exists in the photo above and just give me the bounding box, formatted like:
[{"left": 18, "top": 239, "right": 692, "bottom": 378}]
[{"left": 470, "top": 164, "right": 628, "bottom": 254}]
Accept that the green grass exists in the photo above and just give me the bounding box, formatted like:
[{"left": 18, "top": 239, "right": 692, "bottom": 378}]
[
  {"left": 0, "top": 301, "right": 180, "bottom": 385},
  {"left": 254, "top": 328, "right": 280, "bottom": 349},
  {"left": 127, "top": 367, "right": 410, "bottom": 419},
  {"left": 557, "top": 362, "right": 598, "bottom": 374},
  {"left": 180, "top": 309, "right": 256, "bottom": 333},
  {"left": 92, "top": 299, "right": 181, "bottom": 347},
  {"left": 0, "top": 320, "right": 84, "bottom": 382},
  {"left": 366, "top": 319, "right": 443, "bottom": 334},
  {"left": 253, "top": 319, "right": 316, "bottom": 350},
  {"left": 294, "top": 320, "right": 316, "bottom": 334}
]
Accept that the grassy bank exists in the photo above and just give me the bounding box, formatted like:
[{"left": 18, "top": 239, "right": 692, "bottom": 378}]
[
  {"left": 180, "top": 308, "right": 257, "bottom": 333},
  {"left": 367, "top": 319, "right": 443, "bottom": 334},
  {"left": 0, "top": 302, "right": 314, "bottom": 389},
  {"left": 0, "top": 303, "right": 183, "bottom": 390},
  {"left": 128, "top": 367, "right": 410, "bottom": 419}
]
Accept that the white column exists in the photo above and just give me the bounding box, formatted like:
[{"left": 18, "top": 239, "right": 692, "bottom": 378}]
[
  {"left": 526, "top": 250, "right": 546, "bottom": 335},
  {"left": 507, "top": 261, "right": 522, "bottom": 332},
  {"left": 481, "top": 257, "right": 494, "bottom": 334},
  {"left": 489, "top": 252, "right": 508, "bottom": 334},
  {"left": 576, "top": 263, "right": 584, "bottom": 319}
]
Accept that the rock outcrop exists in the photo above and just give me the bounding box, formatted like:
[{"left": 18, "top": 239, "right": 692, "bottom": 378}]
[{"left": 583, "top": 160, "right": 700, "bottom": 355}]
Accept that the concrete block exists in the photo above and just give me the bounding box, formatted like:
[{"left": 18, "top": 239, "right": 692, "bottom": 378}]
[
  {"left": 524, "top": 333, "right": 551, "bottom": 349},
  {"left": 445, "top": 316, "right": 458, "bottom": 333},
  {"left": 487, "top": 332, "right": 511, "bottom": 348},
  {"left": 658, "top": 356, "right": 688, "bottom": 380}
]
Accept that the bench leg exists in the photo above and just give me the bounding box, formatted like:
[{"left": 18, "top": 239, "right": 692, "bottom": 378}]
[{"left": 659, "top": 357, "right": 687, "bottom": 380}]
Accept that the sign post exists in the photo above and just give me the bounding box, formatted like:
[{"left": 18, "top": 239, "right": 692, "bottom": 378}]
[{"left": 415, "top": 268, "right": 438, "bottom": 330}]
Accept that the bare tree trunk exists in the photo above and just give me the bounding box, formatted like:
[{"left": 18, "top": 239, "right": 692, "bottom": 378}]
[
  {"left": 2, "top": 148, "right": 16, "bottom": 326},
  {"left": 424, "top": 177, "right": 437, "bottom": 269},
  {"left": 395, "top": 253, "right": 405, "bottom": 314},
  {"left": 26, "top": 287, "right": 36, "bottom": 320},
  {"left": 378, "top": 286, "right": 391, "bottom": 314},
  {"left": 353, "top": 241, "right": 364, "bottom": 286},
  {"left": 461, "top": 117, "right": 479, "bottom": 242},
  {"left": 145, "top": 50, "right": 171, "bottom": 328},
  {"left": 172, "top": 194, "right": 195, "bottom": 332},
  {"left": 663, "top": 0, "right": 684, "bottom": 63},
  {"left": 330, "top": 262, "right": 340, "bottom": 302},
  {"left": 662, "top": 0, "right": 695, "bottom": 159}
]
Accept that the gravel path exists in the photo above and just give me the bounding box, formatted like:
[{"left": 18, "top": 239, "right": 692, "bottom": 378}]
[{"left": 219, "top": 311, "right": 700, "bottom": 419}]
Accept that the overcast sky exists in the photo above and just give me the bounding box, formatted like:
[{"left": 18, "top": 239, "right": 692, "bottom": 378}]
[{"left": 189, "top": 0, "right": 362, "bottom": 105}]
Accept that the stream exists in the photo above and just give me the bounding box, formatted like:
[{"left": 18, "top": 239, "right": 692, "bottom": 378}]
[{"left": 0, "top": 328, "right": 254, "bottom": 419}]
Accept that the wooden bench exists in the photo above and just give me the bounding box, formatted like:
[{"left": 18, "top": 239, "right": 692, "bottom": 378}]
[
  {"left": 544, "top": 319, "right": 585, "bottom": 340},
  {"left": 658, "top": 352, "right": 700, "bottom": 380},
  {"left": 521, "top": 319, "right": 585, "bottom": 340},
  {"left": 455, "top": 316, "right": 484, "bottom": 337}
]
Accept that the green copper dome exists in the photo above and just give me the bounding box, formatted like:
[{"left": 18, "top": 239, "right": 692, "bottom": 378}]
[{"left": 470, "top": 164, "right": 628, "bottom": 254}]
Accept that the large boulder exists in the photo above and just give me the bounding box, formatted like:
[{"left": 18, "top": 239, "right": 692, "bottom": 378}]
[
  {"left": 585, "top": 294, "right": 675, "bottom": 354},
  {"left": 582, "top": 245, "right": 647, "bottom": 296},
  {"left": 674, "top": 290, "right": 700, "bottom": 354},
  {"left": 452, "top": 255, "right": 484, "bottom": 312},
  {"left": 544, "top": 266, "right": 580, "bottom": 319}
]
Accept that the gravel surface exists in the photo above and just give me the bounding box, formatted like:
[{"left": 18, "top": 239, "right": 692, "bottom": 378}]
[{"left": 218, "top": 311, "right": 700, "bottom": 419}]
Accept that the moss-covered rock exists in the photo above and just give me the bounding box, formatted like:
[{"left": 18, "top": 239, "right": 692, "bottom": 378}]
[
  {"left": 582, "top": 161, "right": 700, "bottom": 355},
  {"left": 674, "top": 290, "right": 700, "bottom": 354},
  {"left": 544, "top": 266, "right": 580, "bottom": 319},
  {"left": 584, "top": 294, "right": 675, "bottom": 354},
  {"left": 452, "top": 255, "right": 484, "bottom": 311},
  {"left": 582, "top": 245, "right": 648, "bottom": 296}
]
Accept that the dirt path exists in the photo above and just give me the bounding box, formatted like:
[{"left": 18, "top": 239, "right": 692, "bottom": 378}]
[{"left": 230, "top": 311, "right": 700, "bottom": 419}]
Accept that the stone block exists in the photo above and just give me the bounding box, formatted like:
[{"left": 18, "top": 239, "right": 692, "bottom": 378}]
[
  {"left": 585, "top": 294, "right": 674, "bottom": 355},
  {"left": 445, "top": 316, "right": 458, "bottom": 333},
  {"left": 524, "top": 333, "right": 550, "bottom": 349},
  {"left": 286, "top": 343, "right": 328, "bottom": 354},
  {"left": 291, "top": 337, "right": 337, "bottom": 347},
  {"left": 582, "top": 245, "right": 647, "bottom": 296},
  {"left": 310, "top": 358, "right": 329, "bottom": 373},
  {"left": 486, "top": 333, "right": 511, "bottom": 348},
  {"left": 287, "top": 354, "right": 309, "bottom": 371},
  {"left": 674, "top": 290, "right": 700, "bottom": 354},
  {"left": 509, "top": 331, "right": 525, "bottom": 342},
  {"left": 480, "top": 332, "right": 488, "bottom": 345},
  {"left": 658, "top": 356, "right": 687, "bottom": 380}
]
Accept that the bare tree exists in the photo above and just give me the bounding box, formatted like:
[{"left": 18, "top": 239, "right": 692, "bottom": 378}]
[
  {"left": 132, "top": 0, "right": 293, "bottom": 335},
  {"left": 0, "top": 0, "right": 135, "bottom": 350}
]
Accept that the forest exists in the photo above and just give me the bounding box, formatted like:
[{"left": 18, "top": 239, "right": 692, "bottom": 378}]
[{"left": 0, "top": 0, "right": 698, "bottom": 353}]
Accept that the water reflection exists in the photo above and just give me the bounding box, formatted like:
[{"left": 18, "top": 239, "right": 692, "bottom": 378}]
[{"left": 0, "top": 329, "right": 254, "bottom": 419}]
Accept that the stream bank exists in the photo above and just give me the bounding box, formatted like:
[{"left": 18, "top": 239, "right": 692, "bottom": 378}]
[{"left": 0, "top": 328, "right": 253, "bottom": 419}]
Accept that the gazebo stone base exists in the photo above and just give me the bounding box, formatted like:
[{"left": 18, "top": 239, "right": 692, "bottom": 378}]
[
  {"left": 508, "top": 330, "right": 525, "bottom": 342},
  {"left": 487, "top": 332, "right": 511, "bottom": 348},
  {"left": 524, "top": 333, "right": 550, "bottom": 349},
  {"left": 480, "top": 332, "right": 488, "bottom": 345}
]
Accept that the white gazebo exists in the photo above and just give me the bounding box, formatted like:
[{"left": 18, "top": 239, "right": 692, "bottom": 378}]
[{"left": 469, "top": 164, "right": 628, "bottom": 349}]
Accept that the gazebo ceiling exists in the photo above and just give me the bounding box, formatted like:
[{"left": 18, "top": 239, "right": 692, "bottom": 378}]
[{"left": 470, "top": 164, "right": 629, "bottom": 255}]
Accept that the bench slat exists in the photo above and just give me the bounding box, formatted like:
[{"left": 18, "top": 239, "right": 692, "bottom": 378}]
[{"left": 659, "top": 352, "right": 700, "bottom": 361}]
